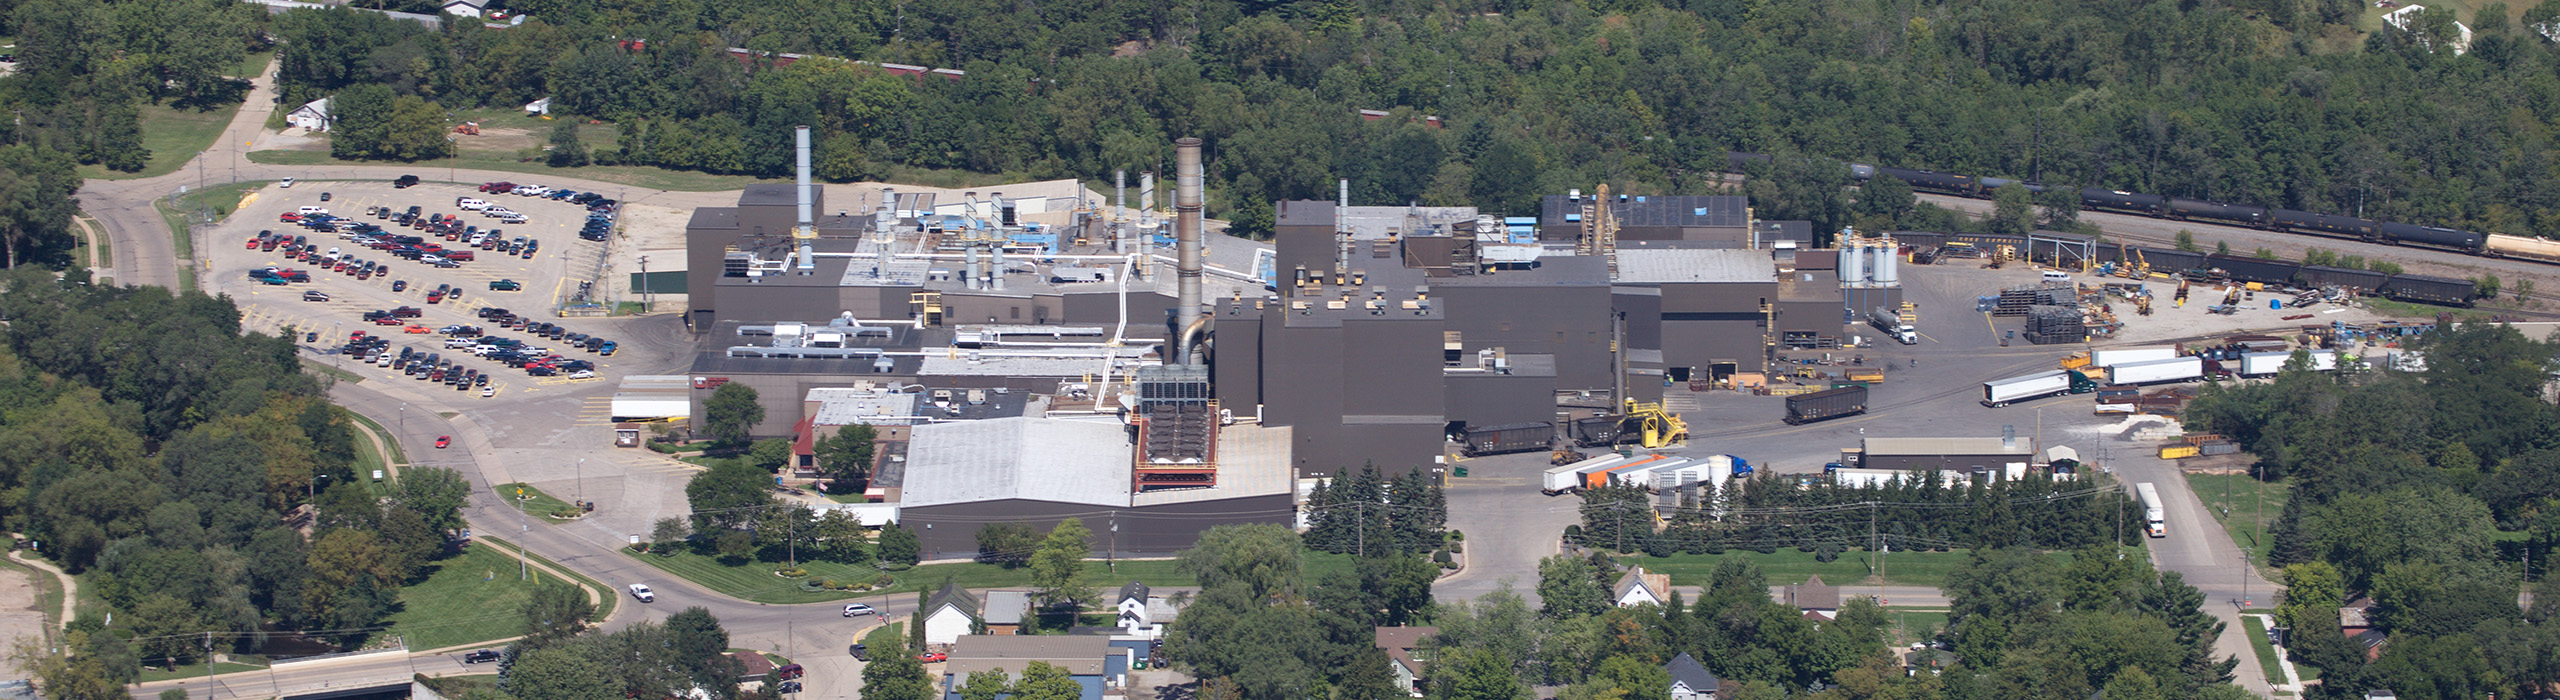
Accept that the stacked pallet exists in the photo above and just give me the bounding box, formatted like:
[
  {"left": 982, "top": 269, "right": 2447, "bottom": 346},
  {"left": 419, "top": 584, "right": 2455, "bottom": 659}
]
[{"left": 2024, "top": 305, "right": 2086, "bottom": 344}]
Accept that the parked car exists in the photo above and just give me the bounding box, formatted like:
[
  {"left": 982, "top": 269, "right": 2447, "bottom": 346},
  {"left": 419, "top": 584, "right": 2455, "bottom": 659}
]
[
  {"left": 777, "top": 681, "right": 803, "bottom": 694},
  {"left": 392, "top": 280, "right": 408, "bottom": 292},
  {"left": 280, "top": 177, "right": 295, "bottom": 188},
  {"left": 461, "top": 649, "right": 500, "bottom": 664},
  {"left": 489, "top": 279, "right": 522, "bottom": 291},
  {"left": 849, "top": 644, "right": 868, "bottom": 660},
  {"left": 319, "top": 192, "right": 332, "bottom": 202},
  {"left": 302, "top": 291, "right": 330, "bottom": 302},
  {"left": 628, "top": 584, "right": 655, "bottom": 603},
  {"left": 843, "top": 604, "right": 876, "bottom": 617},
  {"left": 917, "top": 652, "right": 947, "bottom": 663},
  {"left": 393, "top": 175, "right": 420, "bottom": 188}
]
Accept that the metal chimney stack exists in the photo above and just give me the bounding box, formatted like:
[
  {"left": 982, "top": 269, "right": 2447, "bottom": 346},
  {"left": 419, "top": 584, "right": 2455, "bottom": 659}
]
[
  {"left": 871, "top": 188, "right": 893, "bottom": 279},
  {"left": 1140, "top": 173, "right": 1156, "bottom": 224},
  {"left": 966, "top": 247, "right": 982, "bottom": 290},
  {"left": 991, "top": 245, "right": 1006, "bottom": 290},
  {"left": 1114, "top": 170, "right": 1129, "bottom": 252},
  {"left": 793, "top": 125, "right": 816, "bottom": 271},
  {"left": 1339, "top": 179, "right": 1350, "bottom": 210},
  {"left": 1174, "top": 138, "right": 1205, "bottom": 365}
]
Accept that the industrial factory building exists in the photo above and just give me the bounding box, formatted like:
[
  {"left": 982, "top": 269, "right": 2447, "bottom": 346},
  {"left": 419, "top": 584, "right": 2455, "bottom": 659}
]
[{"left": 672, "top": 129, "right": 1918, "bottom": 553}]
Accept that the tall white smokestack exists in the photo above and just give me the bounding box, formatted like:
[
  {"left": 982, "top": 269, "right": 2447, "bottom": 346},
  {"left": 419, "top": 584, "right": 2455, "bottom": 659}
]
[
  {"left": 1174, "top": 138, "right": 1205, "bottom": 365},
  {"left": 991, "top": 245, "right": 1006, "bottom": 290},
  {"left": 794, "top": 125, "right": 816, "bottom": 271},
  {"left": 1339, "top": 179, "right": 1350, "bottom": 210},
  {"left": 871, "top": 187, "right": 894, "bottom": 279},
  {"left": 1114, "top": 170, "right": 1129, "bottom": 253},
  {"left": 1140, "top": 173, "right": 1156, "bottom": 224},
  {"left": 966, "top": 246, "right": 982, "bottom": 290}
]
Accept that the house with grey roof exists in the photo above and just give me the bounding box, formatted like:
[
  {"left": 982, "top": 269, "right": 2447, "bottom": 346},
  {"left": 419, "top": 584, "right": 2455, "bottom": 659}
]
[
  {"left": 1375, "top": 626, "right": 1437, "bottom": 697},
  {"left": 1784, "top": 575, "right": 1841, "bottom": 620},
  {"left": 923, "top": 582, "right": 982, "bottom": 645},
  {"left": 982, "top": 590, "right": 1032, "bottom": 636},
  {"left": 1614, "top": 566, "right": 1670, "bottom": 607},
  {"left": 1665, "top": 652, "right": 1720, "bottom": 700},
  {"left": 942, "top": 635, "right": 1117, "bottom": 700}
]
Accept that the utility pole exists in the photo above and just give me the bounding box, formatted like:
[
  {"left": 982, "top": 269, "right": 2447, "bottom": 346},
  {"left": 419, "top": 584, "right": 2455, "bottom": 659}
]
[
  {"left": 1108, "top": 514, "right": 1119, "bottom": 573},
  {"left": 575, "top": 457, "right": 585, "bottom": 510},
  {"left": 515, "top": 486, "right": 530, "bottom": 580}
]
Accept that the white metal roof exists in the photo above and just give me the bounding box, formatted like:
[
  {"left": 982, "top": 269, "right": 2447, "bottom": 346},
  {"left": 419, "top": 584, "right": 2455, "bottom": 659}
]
[
  {"left": 1612, "top": 249, "right": 1770, "bottom": 284},
  {"left": 901, "top": 417, "right": 1131, "bottom": 508},
  {"left": 1862, "top": 437, "right": 2034, "bottom": 456}
]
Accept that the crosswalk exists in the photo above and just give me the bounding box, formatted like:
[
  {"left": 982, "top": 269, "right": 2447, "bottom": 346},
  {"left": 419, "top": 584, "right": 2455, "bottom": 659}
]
[{"left": 572, "top": 396, "right": 615, "bottom": 426}]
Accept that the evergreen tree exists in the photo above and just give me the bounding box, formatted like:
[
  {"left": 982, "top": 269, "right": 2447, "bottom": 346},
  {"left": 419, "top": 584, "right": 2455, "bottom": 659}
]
[{"left": 878, "top": 522, "right": 921, "bottom": 566}]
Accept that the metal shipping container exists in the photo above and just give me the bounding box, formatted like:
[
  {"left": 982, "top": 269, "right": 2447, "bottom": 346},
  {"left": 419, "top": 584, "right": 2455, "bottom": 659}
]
[
  {"left": 2380, "top": 274, "right": 2478, "bottom": 307},
  {"left": 1457, "top": 422, "right": 1553, "bottom": 457},
  {"left": 2111, "top": 356, "right": 2205, "bottom": 385},
  {"left": 1983, "top": 370, "right": 2073, "bottom": 407},
  {"left": 2092, "top": 346, "right": 2178, "bottom": 369},
  {"left": 2205, "top": 254, "right": 2304, "bottom": 286},
  {"left": 2199, "top": 441, "right": 2241, "bottom": 456},
  {"left": 1784, "top": 386, "right": 1869, "bottom": 425}
]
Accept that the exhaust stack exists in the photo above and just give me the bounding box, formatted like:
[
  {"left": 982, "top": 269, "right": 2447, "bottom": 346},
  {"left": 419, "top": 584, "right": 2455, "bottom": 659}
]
[
  {"left": 794, "top": 126, "right": 816, "bottom": 271},
  {"left": 1174, "top": 138, "right": 1205, "bottom": 365},
  {"left": 871, "top": 187, "right": 894, "bottom": 278}
]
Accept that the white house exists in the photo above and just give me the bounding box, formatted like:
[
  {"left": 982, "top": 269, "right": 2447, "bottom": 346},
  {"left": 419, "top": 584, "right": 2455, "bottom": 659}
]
[
  {"left": 1666, "top": 652, "right": 1721, "bottom": 700},
  {"left": 1613, "top": 566, "right": 1670, "bottom": 607},
  {"left": 1114, "top": 582, "right": 1152, "bottom": 634},
  {"left": 285, "top": 97, "right": 331, "bottom": 132},
  {"left": 440, "top": 0, "right": 483, "bottom": 18},
  {"left": 922, "top": 583, "right": 981, "bottom": 646}
]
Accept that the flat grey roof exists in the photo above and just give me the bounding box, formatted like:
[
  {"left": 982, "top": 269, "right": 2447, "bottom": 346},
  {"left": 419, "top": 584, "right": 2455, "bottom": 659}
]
[
  {"left": 688, "top": 207, "right": 740, "bottom": 230},
  {"left": 812, "top": 392, "right": 922, "bottom": 425},
  {"left": 1541, "top": 195, "right": 1749, "bottom": 229},
  {"left": 901, "top": 417, "right": 1131, "bottom": 508},
  {"left": 1863, "top": 437, "right": 2035, "bottom": 457},
  {"left": 1613, "top": 249, "right": 1771, "bottom": 284}
]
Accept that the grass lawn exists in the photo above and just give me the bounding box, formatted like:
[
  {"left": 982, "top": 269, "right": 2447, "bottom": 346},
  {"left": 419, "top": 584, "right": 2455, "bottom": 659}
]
[
  {"left": 483, "top": 536, "right": 616, "bottom": 621},
  {"left": 628, "top": 549, "right": 1356, "bottom": 605},
  {"left": 137, "top": 660, "right": 266, "bottom": 683},
  {"left": 2244, "top": 615, "right": 2289, "bottom": 686},
  {"left": 381, "top": 544, "right": 559, "bottom": 651},
  {"left": 862, "top": 622, "right": 905, "bottom": 648},
  {"left": 302, "top": 358, "right": 366, "bottom": 385},
  {"left": 2365, "top": 297, "right": 2501, "bottom": 320},
  {"left": 2187, "top": 473, "right": 2287, "bottom": 576},
  {"left": 1883, "top": 609, "right": 1949, "bottom": 646},
  {"left": 343, "top": 411, "right": 410, "bottom": 466},
  {"left": 1623, "top": 548, "right": 2054, "bottom": 588},
  {"left": 248, "top": 149, "right": 780, "bottom": 192},
  {"left": 82, "top": 102, "right": 242, "bottom": 181},
  {"left": 155, "top": 179, "right": 266, "bottom": 270},
  {"left": 495, "top": 482, "right": 582, "bottom": 521}
]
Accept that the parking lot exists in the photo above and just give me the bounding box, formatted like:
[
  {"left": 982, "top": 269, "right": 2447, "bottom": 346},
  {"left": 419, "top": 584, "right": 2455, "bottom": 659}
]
[{"left": 205, "top": 178, "right": 635, "bottom": 399}]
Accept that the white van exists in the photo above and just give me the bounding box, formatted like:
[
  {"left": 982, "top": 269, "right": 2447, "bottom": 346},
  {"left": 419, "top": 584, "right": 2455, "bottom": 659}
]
[
  {"left": 457, "top": 198, "right": 489, "bottom": 210},
  {"left": 2041, "top": 270, "right": 2071, "bottom": 283}
]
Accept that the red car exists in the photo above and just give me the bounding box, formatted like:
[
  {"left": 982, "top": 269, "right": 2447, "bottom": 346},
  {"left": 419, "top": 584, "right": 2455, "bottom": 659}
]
[
  {"left": 446, "top": 250, "right": 474, "bottom": 261},
  {"left": 246, "top": 238, "right": 262, "bottom": 249},
  {"left": 278, "top": 213, "right": 301, "bottom": 222},
  {"left": 435, "top": 435, "right": 451, "bottom": 448},
  {"left": 372, "top": 317, "right": 403, "bottom": 326},
  {"left": 916, "top": 653, "right": 946, "bottom": 663}
]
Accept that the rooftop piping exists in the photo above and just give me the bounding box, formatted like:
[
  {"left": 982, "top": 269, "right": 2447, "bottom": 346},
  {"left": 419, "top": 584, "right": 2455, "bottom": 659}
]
[{"left": 1174, "top": 138, "right": 1206, "bottom": 366}]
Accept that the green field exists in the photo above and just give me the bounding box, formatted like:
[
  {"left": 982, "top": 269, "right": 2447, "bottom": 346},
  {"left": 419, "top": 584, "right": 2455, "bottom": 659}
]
[
  {"left": 1622, "top": 548, "right": 2057, "bottom": 589},
  {"left": 83, "top": 102, "right": 241, "bottom": 181},
  {"left": 2243, "top": 615, "right": 2291, "bottom": 686},
  {"left": 2187, "top": 473, "right": 2288, "bottom": 576},
  {"left": 1884, "top": 609, "right": 1949, "bottom": 646},
  {"left": 628, "top": 549, "right": 1356, "bottom": 605},
  {"left": 495, "top": 482, "right": 582, "bottom": 521},
  {"left": 247, "top": 149, "right": 779, "bottom": 192},
  {"left": 302, "top": 358, "right": 366, "bottom": 385},
  {"left": 156, "top": 179, "right": 266, "bottom": 276},
  {"left": 483, "top": 536, "right": 616, "bottom": 621},
  {"left": 384, "top": 540, "right": 615, "bottom": 651},
  {"left": 342, "top": 411, "right": 411, "bottom": 466}
]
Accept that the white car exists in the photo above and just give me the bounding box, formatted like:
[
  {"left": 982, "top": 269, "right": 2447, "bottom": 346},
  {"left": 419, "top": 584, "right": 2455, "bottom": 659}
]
[
  {"left": 280, "top": 178, "right": 296, "bottom": 188},
  {"left": 457, "top": 198, "right": 489, "bottom": 210},
  {"left": 481, "top": 385, "right": 495, "bottom": 398},
  {"left": 568, "top": 370, "right": 596, "bottom": 380},
  {"left": 843, "top": 604, "right": 876, "bottom": 617},
  {"left": 628, "top": 584, "right": 655, "bottom": 603}
]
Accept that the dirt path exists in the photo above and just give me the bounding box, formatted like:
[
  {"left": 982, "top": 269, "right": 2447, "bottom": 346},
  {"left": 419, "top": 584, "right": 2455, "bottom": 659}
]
[
  {"left": 6, "top": 550, "right": 73, "bottom": 639},
  {"left": 70, "top": 214, "right": 106, "bottom": 273}
]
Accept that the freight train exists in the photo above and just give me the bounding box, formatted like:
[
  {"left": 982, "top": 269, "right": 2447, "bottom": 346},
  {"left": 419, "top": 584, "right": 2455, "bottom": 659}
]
[{"left": 1726, "top": 152, "right": 2560, "bottom": 265}]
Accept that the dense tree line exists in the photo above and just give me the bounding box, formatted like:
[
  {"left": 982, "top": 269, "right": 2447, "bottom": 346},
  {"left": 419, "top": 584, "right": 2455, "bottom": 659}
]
[
  {"left": 0, "top": 267, "right": 471, "bottom": 677},
  {"left": 248, "top": 0, "right": 2560, "bottom": 238},
  {"left": 2185, "top": 326, "right": 2560, "bottom": 698},
  {"left": 490, "top": 600, "right": 782, "bottom": 700},
  {"left": 1572, "top": 471, "right": 2137, "bottom": 557},
  {"left": 1302, "top": 464, "right": 1448, "bottom": 559},
  {"left": 672, "top": 459, "right": 874, "bottom": 570},
  {"left": 1165, "top": 524, "right": 1438, "bottom": 700}
]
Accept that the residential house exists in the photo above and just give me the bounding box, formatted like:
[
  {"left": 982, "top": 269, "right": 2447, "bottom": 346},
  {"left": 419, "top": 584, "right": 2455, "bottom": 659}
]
[
  {"left": 1114, "top": 581, "right": 1182, "bottom": 638},
  {"left": 1614, "top": 566, "right": 1671, "bottom": 607},
  {"left": 983, "top": 590, "right": 1032, "bottom": 636},
  {"left": 439, "top": 0, "right": 482, "bottom": 17},
  {"left": 285, "top": 98, "right": 331, "bottom": 132},
  {"left": 1784, "top": 575, "right": 1841, "bottom": 620},
  {"left": 942, "top": 635, "right": 1116, "bottom": 700},
  {"left": 1665, "top": 652, "right": 1720, "bottom": 700},
  {"left": 1374, "top": 626, "right": 1437, "bottom": 697},
  {"left": 2341, "top": 598, "right": 2387, "bottom": 661},
  {"left": 923, "top": 583, "right": 983, "bottom": 645}
]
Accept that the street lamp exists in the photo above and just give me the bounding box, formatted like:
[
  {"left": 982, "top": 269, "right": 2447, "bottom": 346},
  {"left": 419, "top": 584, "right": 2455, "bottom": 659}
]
[
  {"left": 638, "top": 255, "right": 651, "bottom": 313},
  {"left": 575, "top": 458, "right": 585, "bottom": 510}
]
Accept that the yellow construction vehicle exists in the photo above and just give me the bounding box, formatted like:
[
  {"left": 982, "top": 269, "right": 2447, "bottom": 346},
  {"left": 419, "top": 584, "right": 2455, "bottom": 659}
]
[
  {"left": 2060, "top": 351, "right": 2092, "bottom": 370},
  {"left": 1624, "top": 399, "right": 1688, "bottom": 448},
  {"left": 2119, "top": 249, "right": 2150, "bottom": 279}
]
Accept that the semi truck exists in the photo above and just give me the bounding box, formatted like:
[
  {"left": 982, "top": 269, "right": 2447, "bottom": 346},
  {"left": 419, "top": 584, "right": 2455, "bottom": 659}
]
[
  {"left": 2109, "top": 356, "right": 2205, "bottom": 385},
  {"left": 1785, "top": 386, "right": 1870, "bottom": 425},
  {"left": 2091, "top": 346, "right": 2178, "bottom": 369},
  {"left": 2135, "top": 482, "right": 2166, "bottom": 538},
  {"left": 1870, "top": 307, "right": 1918, "bottom": 344},
  {"left": 2238, "top": 350, "right": 2337, "bottom": 376},
  {"left": 1981, "top": 369, "right": 2095, "bottom": 407},
  {"left": 1543, "top": 454, "right": 1628, "bottom": 495}
]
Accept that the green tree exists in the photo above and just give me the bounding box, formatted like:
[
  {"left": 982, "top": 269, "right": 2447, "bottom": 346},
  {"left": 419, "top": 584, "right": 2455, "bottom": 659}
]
[
  {"left": 747, "top": 438, "right": 793, "bottom": 473},
  {"left": 975, "top": 523, "right": 1041, "bottom": 568},
  {"left": 2099, "top": 666, "right": 2170, "bottom": 700},
  {"left": 878, "top": 522, "right": 921, "bottom": 566},
  {"left": 815, "top": 424, "right": 878, "bottom": 493},
  {"left": 393, "top": 465, "right": 472, "bottom": 535},
  {"left": 380, "top": 96, "right": 454, "bottom": 160},
  {"left": 2215, "top": 241, "right": 2232, "bottom": 256},
  {"left": 2036, "top": 183, "right": 2082, "bottom": 229},
  {"left": 1031, "top": 519, "right": 1095, "bottom": 611},
  {"left": 2278, "top": 561, "right": 2346, "bottom": 634},
  {"left": 958, "top": 670, "right": 1014, "bottom": 700},
  {"left": 685, "top": 460, "right": 774, "bottom": 533},
  {"left": 1014, "top": 661, "right": 1083, "bottom": 700},
  {"left": 520, "top": 582, "right": 595, "bottom": 649},
  {"left": 1433, "top": 648, "right": 1528, "bottom": 700},
  {"left": 547, "top": 120, "right": 591, "bottom": 167},
  {"left": 1176, "top": 524, "right": 1306, "bottom": 599},
  {"left": 1537, "top": 554, "right": 1611, "bottom": 618},
  {"left": 665, "top": 606, "right": 731, "bottom": 684},
  {"left": 650, "top": 517, "right": 691, "bottom": 554},
  {"left": 508, "top": 645, "right": 616, "bottom": 700},
  {"left": 703, "top": 383, "right": 764, "bottom": 446},
  {"left": 2175, "top": 230, "right": 2199, "bottom": 252},
  {"left": 814, "top": 510, "right": 869, "bottom": 563},
  {"left": 861, "top": 629, "right": 936, "bottom": 700},
  {"left": 1988, "top": 183, "right": 2035, "bottom": 236}
]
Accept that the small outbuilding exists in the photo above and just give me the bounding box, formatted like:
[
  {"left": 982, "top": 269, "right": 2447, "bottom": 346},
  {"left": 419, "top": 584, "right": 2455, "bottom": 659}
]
[{"left": 285, "top": 97, "right": 331, "bottom": 132}]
